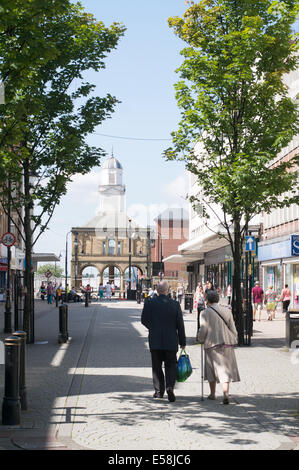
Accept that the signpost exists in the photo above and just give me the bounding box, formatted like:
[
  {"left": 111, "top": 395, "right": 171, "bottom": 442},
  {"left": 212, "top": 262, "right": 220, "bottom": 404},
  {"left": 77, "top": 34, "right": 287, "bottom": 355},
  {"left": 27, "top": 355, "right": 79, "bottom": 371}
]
[
  {"left": 2, "top": 231, "right": 16, "bottom": 334},
  {"left": 245, "top": 236, "right": 256, "bottom": 252},
  {"left": 1, "top": 232, "right": 16, "bottom": 247},
  {"left": 244, "top": 235, "right": 255, "bottom": 345}
]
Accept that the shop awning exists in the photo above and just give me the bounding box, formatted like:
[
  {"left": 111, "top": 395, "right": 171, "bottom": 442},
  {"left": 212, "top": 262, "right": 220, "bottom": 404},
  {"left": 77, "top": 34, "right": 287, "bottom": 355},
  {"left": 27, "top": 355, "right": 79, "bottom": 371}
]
[{"left": 162, "top": 253, "right": 203, "bottom": 264}]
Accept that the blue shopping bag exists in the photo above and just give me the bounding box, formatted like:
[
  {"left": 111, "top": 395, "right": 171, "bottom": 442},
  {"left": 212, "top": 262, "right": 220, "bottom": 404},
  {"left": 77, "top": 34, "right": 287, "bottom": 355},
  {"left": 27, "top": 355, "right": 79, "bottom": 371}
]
[{"left": 177, "top": 349, "right": 192, "bottom": 382}]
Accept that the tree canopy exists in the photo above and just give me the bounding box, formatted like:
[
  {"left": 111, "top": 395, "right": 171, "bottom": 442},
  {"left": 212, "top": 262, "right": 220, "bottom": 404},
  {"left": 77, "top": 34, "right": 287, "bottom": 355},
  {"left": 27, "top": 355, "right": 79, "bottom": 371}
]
[
  {"left": 166, "top": 0, "right": 299, "bottom": 242},
  {"left": 0, "top": 0, "right": 125, "bottom": 246},
  {"left": 166, "top": 0, "right": 299, "bottom": 343}
]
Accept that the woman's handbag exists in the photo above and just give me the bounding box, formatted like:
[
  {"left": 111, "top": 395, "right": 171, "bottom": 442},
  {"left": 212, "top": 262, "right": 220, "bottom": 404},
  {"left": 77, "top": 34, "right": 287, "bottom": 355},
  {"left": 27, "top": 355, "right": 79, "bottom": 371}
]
[{"left": 177, "top": 349, "right": 193, "bottom": 382}]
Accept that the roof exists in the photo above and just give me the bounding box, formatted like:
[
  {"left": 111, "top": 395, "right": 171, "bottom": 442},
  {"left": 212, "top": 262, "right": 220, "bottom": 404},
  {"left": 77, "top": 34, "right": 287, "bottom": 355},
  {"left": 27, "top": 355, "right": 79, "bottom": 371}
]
[
  {"left": 102, "top": 156, "right": 123, "bottom": 170},
  {"left": 32, "top": 253, "right": 60, "bottom": 262},
  {"left": 154, "top": 208, "right": 189, "bottom": 221}
]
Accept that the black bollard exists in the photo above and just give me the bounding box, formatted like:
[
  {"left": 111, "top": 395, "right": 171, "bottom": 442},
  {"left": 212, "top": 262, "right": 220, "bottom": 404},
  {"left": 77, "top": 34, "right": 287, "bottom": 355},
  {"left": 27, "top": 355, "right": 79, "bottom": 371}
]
[
  {"left": 58, "top": 304, "right": 68, "bottom": 343},
  {"left": 85, "top": 291, "right": 89, "bottom": 307},
  {"left": 12, "top": 331, "right": 27, "bottom": 411},
  {"left": 2, "top": 336, "right": 21, "bottom": 425}
]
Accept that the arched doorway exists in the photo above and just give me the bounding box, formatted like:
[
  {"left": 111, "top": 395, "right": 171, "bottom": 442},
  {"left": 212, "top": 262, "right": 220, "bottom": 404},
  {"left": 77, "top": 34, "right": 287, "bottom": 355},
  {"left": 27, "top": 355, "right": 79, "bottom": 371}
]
[
  {"left": 81, "top": 266, "right": 100, "bottom": 291},
  {"left": 124, "top": 266, "right": 143, "bottom": 291},
  {"left": 102, "top": 265, "right": 121, "bottom": 288}
]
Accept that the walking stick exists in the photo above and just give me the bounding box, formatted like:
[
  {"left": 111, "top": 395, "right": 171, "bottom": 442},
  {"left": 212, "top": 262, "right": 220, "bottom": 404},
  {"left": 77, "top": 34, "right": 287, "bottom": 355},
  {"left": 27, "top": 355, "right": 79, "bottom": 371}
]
[{"left": 200, "top": 344, "right": 204, "bottom": 401}]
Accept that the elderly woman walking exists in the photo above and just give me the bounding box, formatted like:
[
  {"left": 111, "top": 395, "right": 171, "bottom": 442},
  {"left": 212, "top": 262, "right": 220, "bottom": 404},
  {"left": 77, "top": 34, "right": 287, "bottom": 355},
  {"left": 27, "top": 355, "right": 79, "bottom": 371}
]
[{"left": 197, "top": 289, "right": 240, "bottom": 404}]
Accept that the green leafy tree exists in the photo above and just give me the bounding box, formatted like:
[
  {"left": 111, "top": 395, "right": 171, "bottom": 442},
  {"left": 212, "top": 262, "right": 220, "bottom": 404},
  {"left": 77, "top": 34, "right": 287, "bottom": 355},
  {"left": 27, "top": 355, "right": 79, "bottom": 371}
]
[
  {"left": 166, "top": 0, "right": 299, "bottom": 343},
  {"left": 36, "top": 263, "right": 63, "bottom": 279},
  {"left": 0, "top": 0, "right": 125, "bottom": 341}
]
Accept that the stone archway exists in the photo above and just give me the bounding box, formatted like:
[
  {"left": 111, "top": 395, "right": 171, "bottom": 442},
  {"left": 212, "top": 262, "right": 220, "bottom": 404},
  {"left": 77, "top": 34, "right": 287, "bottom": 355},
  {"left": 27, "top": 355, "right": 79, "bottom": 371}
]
[
  {"left": 101, "top": 264, "right": 122, "bottom": 290},
  {"left": 81, "top": 265, "right": 100, "bottom": 291},
  {"left": 124, "top": 265, "right": 144, "bottom": 291}
]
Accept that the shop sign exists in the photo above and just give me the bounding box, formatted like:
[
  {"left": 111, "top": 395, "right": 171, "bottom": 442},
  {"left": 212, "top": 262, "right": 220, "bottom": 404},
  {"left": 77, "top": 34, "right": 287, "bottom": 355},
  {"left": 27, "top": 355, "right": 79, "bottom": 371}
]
[{"left": 291, "top": 235, "right": 299, "bottom": 256}]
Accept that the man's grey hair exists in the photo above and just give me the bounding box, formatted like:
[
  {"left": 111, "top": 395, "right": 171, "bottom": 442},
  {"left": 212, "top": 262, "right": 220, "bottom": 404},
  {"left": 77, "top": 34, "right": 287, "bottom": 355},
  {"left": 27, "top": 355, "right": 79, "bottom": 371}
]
[
  {"left": 205, "top": 289, "right": 219, "bottom": 304},
  {"left": 157, "top": 280, "right": 169, "bottom": 295}
]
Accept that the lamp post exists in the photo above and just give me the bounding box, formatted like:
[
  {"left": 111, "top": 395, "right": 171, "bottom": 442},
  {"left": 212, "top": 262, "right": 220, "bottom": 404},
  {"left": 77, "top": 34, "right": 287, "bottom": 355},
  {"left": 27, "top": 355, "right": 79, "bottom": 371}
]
[
  {"left": 4, "top": 179, "right": 13, "bottom": 333},
  {"left": 65, "top": 230, "right": 71, "bottom": 302},
  {"left": 160, "top": 234, "right": 164, "bottom": 281},
  {"left": 74, "top": 232, "right": 79, "bottom": 288},
  {"left": 128, "top": 218, "right": 132, "bottom": 300}
]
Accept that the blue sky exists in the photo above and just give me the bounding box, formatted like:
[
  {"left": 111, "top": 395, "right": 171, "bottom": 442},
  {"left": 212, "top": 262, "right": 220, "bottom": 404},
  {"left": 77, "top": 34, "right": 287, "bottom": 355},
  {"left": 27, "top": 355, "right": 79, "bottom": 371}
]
[
  {"left": 35, "top": 0, "right": 190, "bottom": 261},
  {"left": 34, "top": 2, "right": 299, "bottom": 271}
]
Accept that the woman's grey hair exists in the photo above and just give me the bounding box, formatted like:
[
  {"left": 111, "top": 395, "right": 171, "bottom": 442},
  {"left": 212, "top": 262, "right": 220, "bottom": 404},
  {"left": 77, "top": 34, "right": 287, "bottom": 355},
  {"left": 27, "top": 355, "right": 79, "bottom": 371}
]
[
  {"left": 157, "top": 280, "right": 169, "bottom": 295},
  {"left": 205, "top": 289, "right": 219, "bottom": 304}
]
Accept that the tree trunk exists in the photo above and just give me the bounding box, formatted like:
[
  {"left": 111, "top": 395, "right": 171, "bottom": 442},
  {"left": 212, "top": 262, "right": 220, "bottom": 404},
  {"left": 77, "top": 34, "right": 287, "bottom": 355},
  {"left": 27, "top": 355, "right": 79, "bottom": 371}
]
[
  {"left": 23, "top": 158, "right": 34, "bottom": 343},
  {"left": 231, "top": 218, "right": 244, "bottom": 345}
]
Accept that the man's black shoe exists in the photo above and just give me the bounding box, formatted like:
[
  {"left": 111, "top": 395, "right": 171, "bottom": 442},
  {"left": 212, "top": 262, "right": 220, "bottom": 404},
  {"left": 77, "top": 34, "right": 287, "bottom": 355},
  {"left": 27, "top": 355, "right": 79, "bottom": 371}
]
[
  {"left": 153, "top": 392, "right": 164, "bottom": 398},
  {"left": 167, "top": 388, "right": 176, "bottom": 402}
]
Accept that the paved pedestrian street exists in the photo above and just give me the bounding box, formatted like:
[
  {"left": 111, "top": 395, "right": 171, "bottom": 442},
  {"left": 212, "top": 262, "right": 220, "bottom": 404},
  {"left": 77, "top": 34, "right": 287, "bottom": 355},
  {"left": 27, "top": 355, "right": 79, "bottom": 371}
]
[{"left": 0, "top": 299, "right": 298, "bottom": 451}]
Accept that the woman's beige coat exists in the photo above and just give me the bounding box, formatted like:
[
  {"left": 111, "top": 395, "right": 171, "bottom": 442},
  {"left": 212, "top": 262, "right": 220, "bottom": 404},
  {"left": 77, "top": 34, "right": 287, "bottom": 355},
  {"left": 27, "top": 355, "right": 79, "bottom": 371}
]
[{"left": 197, "top": 303, "right": 238, "bottom": 349}]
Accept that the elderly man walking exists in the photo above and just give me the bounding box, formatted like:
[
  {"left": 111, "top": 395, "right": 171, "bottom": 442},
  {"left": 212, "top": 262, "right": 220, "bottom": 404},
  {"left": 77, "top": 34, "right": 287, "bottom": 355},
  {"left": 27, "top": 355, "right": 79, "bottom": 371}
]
[{"left": 141, "top": 280, "right": 186, "bottom": 402}]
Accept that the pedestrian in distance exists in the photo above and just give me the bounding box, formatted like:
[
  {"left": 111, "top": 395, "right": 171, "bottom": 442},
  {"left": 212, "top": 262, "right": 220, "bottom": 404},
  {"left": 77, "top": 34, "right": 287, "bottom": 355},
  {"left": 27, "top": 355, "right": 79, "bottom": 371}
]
[
  {"left": 251, "top": 281, "right": 264, "bottom": 321},
  {"left": 197, "top": 289, "right": 240, "bottom": 405},
  {"left": 98, "top": 283, "right": 104, "bottom": 300},
  {"left": 265, "top": 285, "right": 277, "bottom": 321},
  {"left": 226, "top": 284, "right": 232, "bottom": 305},
  {"left": 204, "top": 280, "right": 214, "bottom": 292},
  {"left": 280, "top": 284, "right": 291, "bottom": 316},
  {"left": 176, "top": 284, "right": 184, "bottom": 305},
  {"left": 56, "top": 283, "right": 62, "bottom": 303},
  {"left": 141, "top": 280, "right": 186, "bottom": 403},
  {"left": 111, "top": 282, "right": 115, "bottom": 297},
  {"left": 40, "top": 282, "right": 46, "bottom": 301},
  {"left": 46, "top": 281, "right": 54, "bottom": 304},
  {"left": 105, "top": 282, "right": 112, "bottom": 300},
  {"left": 195, "top": 283, "right": 205, "bottom": 333}
]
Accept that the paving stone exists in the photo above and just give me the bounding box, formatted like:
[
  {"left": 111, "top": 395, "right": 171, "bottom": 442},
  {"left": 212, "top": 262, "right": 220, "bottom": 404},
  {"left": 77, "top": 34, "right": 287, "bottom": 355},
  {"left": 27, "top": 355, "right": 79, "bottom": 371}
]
[{"left": 0, "top": 299, "right": 298, "bottom": 450}]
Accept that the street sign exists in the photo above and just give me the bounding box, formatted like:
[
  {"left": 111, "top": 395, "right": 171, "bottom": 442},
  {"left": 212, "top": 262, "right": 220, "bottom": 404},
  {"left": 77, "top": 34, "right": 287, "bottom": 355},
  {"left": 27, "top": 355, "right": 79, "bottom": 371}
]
[
  {"left": 245, "top": 236, "right": 256, "bottom": 252},
  {"left": 1, "top": 232, "right": 16, "bottom": 247},
  {"left": 45, "top": 270, "right": 52, "bottom": 278},
  {"left": 291, "top": 235, "right": 299, "bottom": 256}
]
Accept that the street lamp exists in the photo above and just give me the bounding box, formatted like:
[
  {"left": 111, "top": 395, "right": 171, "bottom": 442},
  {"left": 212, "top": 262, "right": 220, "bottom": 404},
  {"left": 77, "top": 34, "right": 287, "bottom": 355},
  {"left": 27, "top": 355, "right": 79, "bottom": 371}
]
[
  {"left": 128, "top": 218, "right": 132, "bottom": 299},
  {"left": 74, "top": 232, "right": 79, "bottom": 287},
  {"left": 65, "top": 230, "right": 72, "bottom": 302},
  {"left": 4, "top": 179, "right": 13, "bottom": 333}
]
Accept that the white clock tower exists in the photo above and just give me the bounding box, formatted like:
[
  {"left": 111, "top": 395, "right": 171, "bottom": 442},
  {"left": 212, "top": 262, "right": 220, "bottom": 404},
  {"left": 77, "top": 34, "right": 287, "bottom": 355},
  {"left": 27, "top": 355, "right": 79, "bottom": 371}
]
[{"left": 98, "top": 154, "right": 126, "bottom": 213}]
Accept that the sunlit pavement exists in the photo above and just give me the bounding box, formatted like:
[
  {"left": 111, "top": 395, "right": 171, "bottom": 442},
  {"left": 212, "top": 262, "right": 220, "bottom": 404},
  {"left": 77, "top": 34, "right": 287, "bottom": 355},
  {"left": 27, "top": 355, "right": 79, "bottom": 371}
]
[{"left": 0, "top": 299, "right": 298, "bottom": 450}]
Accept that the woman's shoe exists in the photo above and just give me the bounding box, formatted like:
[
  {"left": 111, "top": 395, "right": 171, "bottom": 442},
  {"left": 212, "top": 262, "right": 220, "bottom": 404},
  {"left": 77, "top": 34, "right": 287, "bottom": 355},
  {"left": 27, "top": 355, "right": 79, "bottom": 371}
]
[{"left": 223, "top": 394, "right": 230, "bottom": 405}]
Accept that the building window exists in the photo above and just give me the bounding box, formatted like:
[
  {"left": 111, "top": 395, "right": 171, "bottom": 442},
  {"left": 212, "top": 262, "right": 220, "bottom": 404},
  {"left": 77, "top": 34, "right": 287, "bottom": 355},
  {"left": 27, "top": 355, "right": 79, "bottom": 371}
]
[
  {"left": 109, "top": 173, "right": 116, "bottom": 185},
  {"left": 108, "top": 238, "right": 115, "bottom": 255}
]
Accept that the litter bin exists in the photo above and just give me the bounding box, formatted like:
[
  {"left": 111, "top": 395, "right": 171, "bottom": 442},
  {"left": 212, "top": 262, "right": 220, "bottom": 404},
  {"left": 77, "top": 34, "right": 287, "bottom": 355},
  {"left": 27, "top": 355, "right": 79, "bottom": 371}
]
[
  {"left": 184, "top": 293, "right": 194, "bottom": 313},
  {"left": 286, "top": 309, "right": 299, "bottom": 348}
]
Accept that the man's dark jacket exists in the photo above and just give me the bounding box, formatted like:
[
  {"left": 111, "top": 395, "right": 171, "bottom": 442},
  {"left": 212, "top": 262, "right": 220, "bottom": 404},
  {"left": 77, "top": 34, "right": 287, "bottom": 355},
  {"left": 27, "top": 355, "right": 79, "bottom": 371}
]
[{"left": 141, "top": 295, "right": 186, "bottom": 352}]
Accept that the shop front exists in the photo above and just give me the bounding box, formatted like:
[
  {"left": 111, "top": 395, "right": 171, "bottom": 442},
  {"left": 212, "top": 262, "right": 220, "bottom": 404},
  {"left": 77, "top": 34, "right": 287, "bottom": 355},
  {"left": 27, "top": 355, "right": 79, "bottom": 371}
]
[
  {"left": 204, "top": 244, "right": 233, "bottom": 295},
  {"left": 0, "top": 258, "right": 7, "bottom": 301},
  {"left": 258, "top": 234, "right": 299, "bottom": 309}
]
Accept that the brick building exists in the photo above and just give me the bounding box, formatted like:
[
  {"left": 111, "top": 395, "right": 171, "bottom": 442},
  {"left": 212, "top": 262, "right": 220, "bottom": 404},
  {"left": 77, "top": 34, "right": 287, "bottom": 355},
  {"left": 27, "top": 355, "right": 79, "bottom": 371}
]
[{"left": 151, "top": 208, "right": 189, "bottom": 289}]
